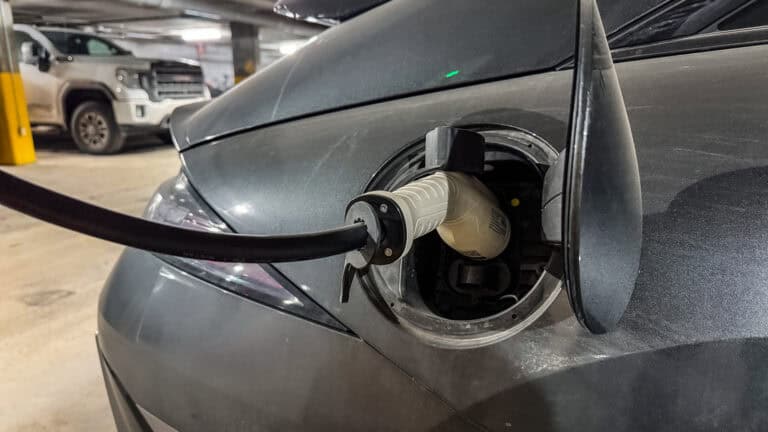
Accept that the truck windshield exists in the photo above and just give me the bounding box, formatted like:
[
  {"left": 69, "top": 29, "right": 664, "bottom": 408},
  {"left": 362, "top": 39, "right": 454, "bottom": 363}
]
[{"left": 41, "top": 31, "right": 130, "bottom": 56}]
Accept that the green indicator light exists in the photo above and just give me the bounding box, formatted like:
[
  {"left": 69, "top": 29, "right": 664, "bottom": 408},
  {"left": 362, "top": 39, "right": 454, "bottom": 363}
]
[{"left": 445, "top": 70, "right": 460, "bottom": 78}]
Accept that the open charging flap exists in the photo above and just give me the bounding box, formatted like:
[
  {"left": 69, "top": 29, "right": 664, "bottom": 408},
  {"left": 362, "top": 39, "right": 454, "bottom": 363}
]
[{"left": 560, "top": 0, "right": 643, "bottom": 333}]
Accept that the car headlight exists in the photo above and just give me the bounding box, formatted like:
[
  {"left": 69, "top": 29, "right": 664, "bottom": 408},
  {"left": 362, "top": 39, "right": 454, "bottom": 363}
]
[
  {"left": 115, "top": 68, "right": 145, "bottom": 89},
  {"left": 144, "top": 173, "right": 348, "bottom": 331}
]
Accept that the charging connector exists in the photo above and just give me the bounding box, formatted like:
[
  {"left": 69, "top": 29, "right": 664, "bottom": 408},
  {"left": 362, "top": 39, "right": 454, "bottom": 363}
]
[{"left": 340, "top": 127, "right": 511, "bottom": 303}]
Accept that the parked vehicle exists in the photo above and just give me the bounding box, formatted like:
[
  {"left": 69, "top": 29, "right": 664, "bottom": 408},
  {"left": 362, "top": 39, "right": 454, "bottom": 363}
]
[
  {"left": 12, "top": 25, "right": 210, "bottom": 154},
  {"left": 98, "top": 0, "right": 768, "bottom": 430}
]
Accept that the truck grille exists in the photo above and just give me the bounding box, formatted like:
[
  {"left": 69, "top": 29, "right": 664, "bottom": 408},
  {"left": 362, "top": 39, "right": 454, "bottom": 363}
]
[{"left": 147, "top": 62, "right": 205, "bottom": 101}]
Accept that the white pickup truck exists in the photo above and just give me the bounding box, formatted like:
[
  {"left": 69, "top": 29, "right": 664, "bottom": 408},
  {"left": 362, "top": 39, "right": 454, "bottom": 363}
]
[{"left": 13, "top": 25, "right": 210, "bottom": 154}]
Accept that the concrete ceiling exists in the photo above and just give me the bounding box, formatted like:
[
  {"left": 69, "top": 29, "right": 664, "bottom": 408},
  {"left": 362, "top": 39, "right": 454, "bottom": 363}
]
[
  {"left": 10, "top": 0, "right": 324, "bottom": 36},
  {"left": 89, "top": 17, "right": 308, "bottom": 57}
]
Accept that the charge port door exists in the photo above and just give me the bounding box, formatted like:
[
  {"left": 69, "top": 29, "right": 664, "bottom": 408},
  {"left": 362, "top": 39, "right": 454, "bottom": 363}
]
[{"left": 545, "top": 0, "right": 643, "bottom": 334}]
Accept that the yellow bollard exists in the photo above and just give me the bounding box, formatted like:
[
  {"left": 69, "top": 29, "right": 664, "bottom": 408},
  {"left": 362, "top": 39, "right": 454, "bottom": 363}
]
[{"left": 0, "top": 0, "right": 34, "bottom": 165}]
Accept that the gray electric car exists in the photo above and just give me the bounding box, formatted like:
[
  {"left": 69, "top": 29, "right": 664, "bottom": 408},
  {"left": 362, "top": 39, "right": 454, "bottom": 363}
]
[{"left": 98, "top": 0, "right": 768, "bottom": 430}]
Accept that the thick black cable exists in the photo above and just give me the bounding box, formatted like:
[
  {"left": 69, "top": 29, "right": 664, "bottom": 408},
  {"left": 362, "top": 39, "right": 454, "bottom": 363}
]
[{"left": 0, "top": 169, "right": 367, "bottom": 262}]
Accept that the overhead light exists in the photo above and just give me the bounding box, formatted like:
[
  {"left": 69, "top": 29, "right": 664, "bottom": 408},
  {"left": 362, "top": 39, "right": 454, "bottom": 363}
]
[
  {"left": 173, "top": 28, "right": 223, "bottom": 42},
  {"left": 278, "top": 40, "right": 306, "bottom": 55}
]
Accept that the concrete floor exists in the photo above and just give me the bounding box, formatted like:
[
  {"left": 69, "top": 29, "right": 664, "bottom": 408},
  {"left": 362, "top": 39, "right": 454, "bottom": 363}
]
[{"left": 0, "top": 137, "right": 180, "bottom": 431}]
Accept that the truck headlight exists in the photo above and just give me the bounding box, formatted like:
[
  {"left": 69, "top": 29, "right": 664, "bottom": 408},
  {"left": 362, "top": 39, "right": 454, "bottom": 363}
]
[
  {"left": 143, "top": 173, "right": 349, "bottom": 331},
  {"left": 115, "top": 68, "right": 145, "bottom": 89}
]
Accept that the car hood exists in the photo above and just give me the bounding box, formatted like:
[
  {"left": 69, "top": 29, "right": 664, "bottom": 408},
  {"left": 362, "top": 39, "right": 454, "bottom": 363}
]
[
  {"left": 172, "top": 0, "right": 578, "bottom": 149},
  {"left": 171, "top": 0, "right": 665, "bottom": 150}
]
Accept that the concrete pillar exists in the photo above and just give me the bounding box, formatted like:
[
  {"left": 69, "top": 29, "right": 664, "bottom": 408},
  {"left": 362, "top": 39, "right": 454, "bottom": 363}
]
[
  {"left": 230, "top": 22, "right": 260, "bottom": 84},
  {"left": 0, "top": 0, "right": 34, "bottom": 165}
]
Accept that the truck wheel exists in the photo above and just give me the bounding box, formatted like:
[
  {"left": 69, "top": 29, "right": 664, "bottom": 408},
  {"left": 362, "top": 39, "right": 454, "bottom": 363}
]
[{"left": 70, "top": 101, "right": 125, "bottom": 154}]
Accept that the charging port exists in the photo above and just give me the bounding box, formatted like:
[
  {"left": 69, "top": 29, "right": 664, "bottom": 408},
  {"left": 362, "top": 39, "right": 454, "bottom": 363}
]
[
  {"left": 364, "top": 126, "right": 563, "bottom": 349},
  {"left": 413, "top": 151, "right": 550, "bottom": 320}
]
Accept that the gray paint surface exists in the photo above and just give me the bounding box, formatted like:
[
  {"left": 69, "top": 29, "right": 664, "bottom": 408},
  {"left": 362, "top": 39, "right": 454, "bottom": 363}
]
[
  {"left": 99, "top": 249, "right": 479, "bottom": 431},
  {"left": 168, "top": 43, "right": 768, "bottom": 430}
]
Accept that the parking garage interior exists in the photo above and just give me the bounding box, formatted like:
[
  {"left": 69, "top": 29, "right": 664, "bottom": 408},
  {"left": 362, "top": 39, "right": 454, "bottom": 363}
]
[
  {"left": 3, "top": 0, "right": 768, "bottom": 430},
  {"left": 0, "top": 0, "right": 320, "bottom": 430}
]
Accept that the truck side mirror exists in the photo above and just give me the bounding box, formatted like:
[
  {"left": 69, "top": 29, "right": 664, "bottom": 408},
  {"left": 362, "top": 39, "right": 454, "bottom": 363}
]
[
  {"left": 19, "top": 41, "right": 39, "bottom": 65},
  {"left": 20, "top": 41, "right": 51, "bottom": 72},
  {"left": 38, "top": 52, "right": 51, "bottom": 72}
]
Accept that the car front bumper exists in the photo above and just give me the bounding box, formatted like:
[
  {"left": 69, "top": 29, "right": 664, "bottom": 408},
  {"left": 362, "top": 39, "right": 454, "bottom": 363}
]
[
  {"left": 98, "top": 339, "right": 178, "bottom": 432},
  {"left": 97, "top": 248, "right": 466, "bottom": 432}
]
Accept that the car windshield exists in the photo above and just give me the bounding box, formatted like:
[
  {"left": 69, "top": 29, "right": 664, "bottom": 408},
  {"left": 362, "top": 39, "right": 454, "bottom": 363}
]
[{"left": 41, "top": 31, "right": 130, "bottom": 56}]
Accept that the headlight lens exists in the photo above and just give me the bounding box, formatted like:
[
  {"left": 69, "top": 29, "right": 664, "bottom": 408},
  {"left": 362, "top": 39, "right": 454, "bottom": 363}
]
[
  {"left": 115, "top": 68, "right": 145, "bottom": 89},
  {"left": 144, "top": 173, "right": 348, "bottom": 331}
]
